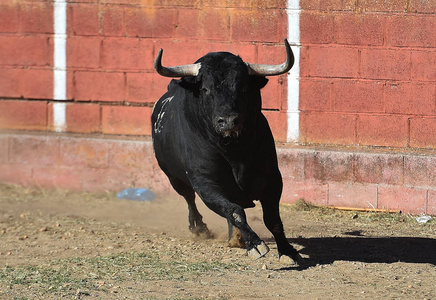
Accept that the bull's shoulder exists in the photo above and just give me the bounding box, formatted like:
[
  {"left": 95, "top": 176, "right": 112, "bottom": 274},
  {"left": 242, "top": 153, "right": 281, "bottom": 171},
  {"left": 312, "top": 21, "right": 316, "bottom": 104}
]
[
  {"left": 152, "top": 79, "right": 197, "bottom": 139},
  {"left": 156, "top": 80, "right": 188, "bottom": 104},
  {"left": 167, "top": 79, "right": 182, "bottom": 91},
  {"left": 153, "top": 81, "right": 182, "bottom": 111}
]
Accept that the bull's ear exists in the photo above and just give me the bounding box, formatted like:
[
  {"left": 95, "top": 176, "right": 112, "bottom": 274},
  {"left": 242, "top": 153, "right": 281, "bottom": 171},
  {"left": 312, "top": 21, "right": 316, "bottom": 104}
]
[
  {"left": 179, "top": 76, "right": 201, "bottom": 95},
  {"left": 250, "top": 76, "right": 268, "bottom": 89}
]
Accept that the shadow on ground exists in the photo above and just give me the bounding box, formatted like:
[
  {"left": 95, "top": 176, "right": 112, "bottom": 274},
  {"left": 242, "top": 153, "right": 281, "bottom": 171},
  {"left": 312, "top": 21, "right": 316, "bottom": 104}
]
[{"left": 282, "top": 234, "right": 436, "bottom": 270}]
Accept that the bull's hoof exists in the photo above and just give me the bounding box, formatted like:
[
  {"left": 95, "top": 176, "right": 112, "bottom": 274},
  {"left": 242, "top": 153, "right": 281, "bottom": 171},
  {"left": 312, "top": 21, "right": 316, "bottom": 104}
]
[
  {"left": 279, "top": 253, "right": 304, "bottom": 266},
  {"left": 197, "top": 228, "right": 214, "bottom": 239},
  {"left": 190, "top": 224, "right": 213, "bottom": 239},
  {"left": 247, "top": 241, "right": 270, "bottom": 260}
]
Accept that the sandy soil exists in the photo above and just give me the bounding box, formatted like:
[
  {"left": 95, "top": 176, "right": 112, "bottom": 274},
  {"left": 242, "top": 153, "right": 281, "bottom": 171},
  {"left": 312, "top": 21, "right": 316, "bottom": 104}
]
[{"left": 0, "top": 183, "right": 435, "bottom": 299}]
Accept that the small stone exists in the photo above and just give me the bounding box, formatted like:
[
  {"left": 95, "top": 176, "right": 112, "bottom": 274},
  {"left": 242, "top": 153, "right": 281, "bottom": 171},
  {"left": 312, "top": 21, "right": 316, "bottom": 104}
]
[{"left": 279, "top": 255, "right": 297, "bottom": 265}]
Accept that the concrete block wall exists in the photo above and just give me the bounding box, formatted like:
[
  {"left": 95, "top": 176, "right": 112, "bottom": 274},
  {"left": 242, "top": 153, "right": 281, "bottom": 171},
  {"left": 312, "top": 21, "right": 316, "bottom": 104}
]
[
  {"left": 1, "top": 132, "right": 435, "bottom": 214},
  {"left": 0, "top": 0, "right": 435, "bottom": 214},
  {"left": 0, "top": 133, "right": 170, "bottom": 194},
  {"left": 278, "top": 146, "right": 436, "bottom": 215}
]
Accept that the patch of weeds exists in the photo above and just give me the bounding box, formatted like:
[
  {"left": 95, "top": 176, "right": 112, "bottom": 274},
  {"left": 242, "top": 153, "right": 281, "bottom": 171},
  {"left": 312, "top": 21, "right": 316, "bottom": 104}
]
[
  {"left": 0, "top": 264, "right": 93, "bottom": 296},
  {"left": 0, "top": 251, "right": 245, "bottom": 297},
  {"left": 145, "top": 298, "right": 203, "bottom": 300},
  {"left": 117, "top": 253, "right": 241, "bottom": 281},
  {"left": 284, "top": 199, "right": 323, "bottom": 212},
  {"left": 363, "top": 211, "right": 412, "bottom": 223}
]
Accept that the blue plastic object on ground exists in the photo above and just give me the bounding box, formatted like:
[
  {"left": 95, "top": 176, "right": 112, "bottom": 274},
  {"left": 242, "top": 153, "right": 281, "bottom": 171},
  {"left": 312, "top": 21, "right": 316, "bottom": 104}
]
[{"left": 117, "top": 188, "right": 156, "bottom": 201}]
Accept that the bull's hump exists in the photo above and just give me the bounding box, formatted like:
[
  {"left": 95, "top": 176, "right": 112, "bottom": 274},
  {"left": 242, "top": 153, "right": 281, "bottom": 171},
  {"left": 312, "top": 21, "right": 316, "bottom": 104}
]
[{"left": 154, "top": 95, "right": 174, "bottom": 134}]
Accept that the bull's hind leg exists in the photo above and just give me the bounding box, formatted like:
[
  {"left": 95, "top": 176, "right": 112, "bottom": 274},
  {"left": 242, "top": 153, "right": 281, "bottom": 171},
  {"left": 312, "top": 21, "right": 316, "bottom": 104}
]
[
  {"left": 185, "top": 190, "right": 212, "bottom": 238},
  {"left": 168, "top": 177, "right": 211, "bottom": 238}
]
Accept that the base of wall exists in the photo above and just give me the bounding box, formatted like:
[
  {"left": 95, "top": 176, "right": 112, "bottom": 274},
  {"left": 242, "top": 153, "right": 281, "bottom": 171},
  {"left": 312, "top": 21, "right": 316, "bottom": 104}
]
[{"left": 1, "top": 131, "right": 435, "bottom": 215}]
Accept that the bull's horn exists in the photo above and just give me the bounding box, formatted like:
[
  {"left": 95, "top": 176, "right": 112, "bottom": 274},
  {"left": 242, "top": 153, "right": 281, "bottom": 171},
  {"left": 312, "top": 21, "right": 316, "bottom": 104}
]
[
  {"left": 154, "top": 48, "right": 201, "bottom": 77},
  {"left": 246, "top": 39, "right": 294, "bottom": 76}
]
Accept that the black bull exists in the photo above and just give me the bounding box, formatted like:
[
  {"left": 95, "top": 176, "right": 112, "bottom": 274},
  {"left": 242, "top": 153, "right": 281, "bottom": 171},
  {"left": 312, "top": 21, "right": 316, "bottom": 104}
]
[{"left": 151, "top": 39, "right": 303, "bottom": 265}]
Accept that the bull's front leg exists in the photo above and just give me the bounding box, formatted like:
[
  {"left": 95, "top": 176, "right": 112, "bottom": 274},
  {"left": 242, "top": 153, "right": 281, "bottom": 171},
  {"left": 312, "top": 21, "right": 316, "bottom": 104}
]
[
  {"left": 228, "top": 206, "right": 270, "bottom": 259},
  {"left": 261, "top": 202, "right": 302, "bottom": 265},
  {"left": 260, "top": 171, "right": 304, "bottom": 266},
  {"left": 194, "top": 185, "right": 269, "bottom": 259},
  {"left": 260, "top": 200, "right": 303, "bottom": 265},
  {"left": 227, "top": 220, "right": 245, "bottom": 248}
]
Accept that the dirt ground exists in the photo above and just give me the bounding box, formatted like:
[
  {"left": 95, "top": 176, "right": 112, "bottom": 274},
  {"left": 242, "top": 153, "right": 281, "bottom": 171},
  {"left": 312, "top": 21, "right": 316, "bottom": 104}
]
[{"left": 0, "top": 183, "right": 435, "bottom": 299}]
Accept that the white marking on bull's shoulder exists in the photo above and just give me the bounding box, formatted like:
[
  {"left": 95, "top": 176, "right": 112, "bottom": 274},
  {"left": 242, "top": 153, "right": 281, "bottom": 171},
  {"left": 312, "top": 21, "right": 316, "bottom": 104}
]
[{"left": 154, "top": 96, "right": 174, "bottom": 134}]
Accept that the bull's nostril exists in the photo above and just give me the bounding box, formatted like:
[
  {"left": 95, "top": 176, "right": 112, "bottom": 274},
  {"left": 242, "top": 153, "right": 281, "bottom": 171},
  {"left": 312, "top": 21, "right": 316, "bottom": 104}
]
[{"left": 216, "top": 115, "right": 240, "bottom": 132}]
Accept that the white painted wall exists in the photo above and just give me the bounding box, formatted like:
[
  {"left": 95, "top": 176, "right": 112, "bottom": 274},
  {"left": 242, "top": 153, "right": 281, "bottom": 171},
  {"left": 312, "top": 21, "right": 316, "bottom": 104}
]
[
  {"left": 286, "top": 0, "right": 301, "bottom": 143},
  {"left": 53, "top": 0, "right": 68, "bottom": 132}
]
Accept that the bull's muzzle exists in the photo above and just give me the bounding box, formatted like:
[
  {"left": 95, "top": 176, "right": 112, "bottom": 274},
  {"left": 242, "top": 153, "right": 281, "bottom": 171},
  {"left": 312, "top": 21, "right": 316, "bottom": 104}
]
[{"left": 215, "top": 115, "right": 242, "bottom": 137}]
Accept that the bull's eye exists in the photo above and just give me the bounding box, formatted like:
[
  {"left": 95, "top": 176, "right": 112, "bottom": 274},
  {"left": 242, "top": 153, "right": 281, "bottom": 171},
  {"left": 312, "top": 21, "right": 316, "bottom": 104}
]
[{"left": 201, "top": 87, "right": 211, "bottom": 95}]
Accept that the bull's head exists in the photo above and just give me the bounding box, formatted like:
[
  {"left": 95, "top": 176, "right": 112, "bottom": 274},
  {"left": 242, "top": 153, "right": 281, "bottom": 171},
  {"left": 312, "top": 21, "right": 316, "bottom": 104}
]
[{"left": 154, "top": 39, "right": 294, "bottom": 138}]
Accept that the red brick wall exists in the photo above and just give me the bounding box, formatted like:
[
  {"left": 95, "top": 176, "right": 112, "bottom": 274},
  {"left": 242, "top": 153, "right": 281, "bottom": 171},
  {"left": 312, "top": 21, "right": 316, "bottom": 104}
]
[
  {"left": 299, "top": 0, "right": 436, "bottom": 148},
  {"left": 0, "top": 0, "right": 289, "bottom": 140},
  {"left": 1, "top": 0, "right": 435, "bottom": 148},
  {"left": 1, "top": 1, "right": 436, "bottom": 215}
]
